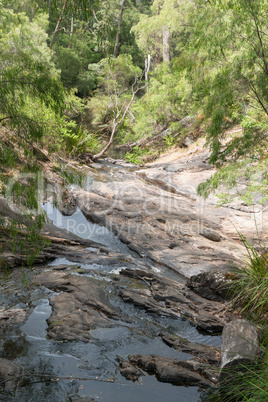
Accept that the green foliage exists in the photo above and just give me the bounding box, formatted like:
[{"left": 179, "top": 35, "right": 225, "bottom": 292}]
[
  {"left": 0, "top": 169, "right": 50, "bottom": 270},
  {"left": 55, "top": 47, "right": 82, "bottom": 87},
  {"left": 49, "top": 0, "right": 98, "bottom": 21},
  {"left": 189, "top": 0, "right": 268, "bottom": 155},
  {"left": 125, "top": 145, "right": 145, "bottom": 164},
  {"left": 197, "top": 154, "right": 268, "bottom": 206},
  {"left": 208, "top": 353, "right": 268, "bottom": 401},
  {"left": 131, "top": 63, "right": 191, "bottom": 141},
  {"left": 230, "top": 233, "right": 268, "bottom": 324},
  {"left": 132, "top": 0, "right": 191, "bottom": 61},
  {"left": 76, "top": 72, "right": 98, "bottom": 97},
  {"left": 0, "top": 4, "right": 64, "bottom": 139},
  {"left": 163, "top": 134, "right": 175, "bottom": 147},
  {"left": 61, "top": 126, "right": 101, "bottom": 155},
  {"left": 88, "top": 54, "right": 142, "bottom": 134}
]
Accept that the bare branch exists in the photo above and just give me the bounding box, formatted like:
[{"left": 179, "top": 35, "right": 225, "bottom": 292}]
[{"left": 92, "top": 72, "right": 145, "bottom": 160}]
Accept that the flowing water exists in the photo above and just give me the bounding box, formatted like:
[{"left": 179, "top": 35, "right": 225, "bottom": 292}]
[{"left": 0, "top": 161, "right": 221, "bottom": 401}]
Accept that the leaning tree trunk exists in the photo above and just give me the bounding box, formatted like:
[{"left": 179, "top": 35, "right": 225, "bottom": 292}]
[
  {"left": 92, "top": 75, "right": 144, "bottom": 160},
  {"left": 50, "top": 0, "right": 68, "bottom": 50},
  {"left": 114, "top": 0, "right": 126, "bottom": 57}
]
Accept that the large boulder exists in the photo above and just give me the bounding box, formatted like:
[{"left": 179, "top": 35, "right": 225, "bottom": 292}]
[
  {"left": 219, "top": 319, "right": 260, "bottom": 384},
  {"left": 186, "top": 271, "right": 234, "bottom": 302}
]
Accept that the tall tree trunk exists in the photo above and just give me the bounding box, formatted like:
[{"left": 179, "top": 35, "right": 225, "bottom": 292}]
[
  {"left": 113, "top": 0, "right": 126, "bottom": 57},
  {"left": 68, "top": 15, "right": 74, "bottom": 48},
  {"left": 50, "top": 0, "right": 68, "bottom": 50},
  {"left": 145, "top": 54, "right": 151, "bottom": 91},
  {"left": 163, "top": 29, "right": 170, "bottom": 62}
]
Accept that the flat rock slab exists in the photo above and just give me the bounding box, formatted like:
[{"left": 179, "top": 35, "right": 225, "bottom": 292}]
[
  {"left": 75, "top": 178, "right": 244, "bottom": 278},
  {"left": 0, "top": 308, "right": 26, "bottom": 325},
  {"left": 33, "top": 271, "right": 122, "bottom": 341},
  {"left": 128, "top": 354, "right": 219, "bottom": 386}
]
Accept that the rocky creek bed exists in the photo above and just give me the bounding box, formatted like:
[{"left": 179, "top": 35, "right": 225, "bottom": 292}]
[{"left": 0, "top": 149, "right": 266, "bottom": 401}]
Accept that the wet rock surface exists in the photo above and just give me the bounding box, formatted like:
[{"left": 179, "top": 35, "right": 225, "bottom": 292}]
[
  {"left": 160, "top": 333, "right": 221, "bottom": 364},
  {"left": 76, "top": 150, "right": 268, "bottom": 279},
  {"left": 33, "top": 270, "right": 122, "bottom": 341},
  {"left": 69, "top": 396, "right": 96, "bottom": 402},
  {"left": 119, "top": 268, "right": 231, "bottom": 333},
  {"left": 128, "top": 354, "right": 219, "bottom": 386},
  {"left": 116, "top": 356, "right": 143, "bottom": 382},
  {"left": 0, "top": 358, "right": 21, "bottom": 392},
  {"left": 33, "top": 264, "right": 232, "bottom": 342}
]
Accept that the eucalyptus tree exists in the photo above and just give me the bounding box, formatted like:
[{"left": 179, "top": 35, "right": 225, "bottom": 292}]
[{"left": 132, "top": 0, "right": 192, "bottom": 65}]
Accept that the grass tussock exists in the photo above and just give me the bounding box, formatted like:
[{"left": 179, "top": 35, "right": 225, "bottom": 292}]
[{"left": 230, "top": 233, "right": 268, "bottom": 324}]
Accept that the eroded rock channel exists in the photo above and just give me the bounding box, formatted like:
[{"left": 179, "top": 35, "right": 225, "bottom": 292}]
[{"left": 0, "top": 152, "right": 266, "bottom": 401}]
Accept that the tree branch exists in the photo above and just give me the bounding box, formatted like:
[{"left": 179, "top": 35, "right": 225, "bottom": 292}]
[{"left": 92, "top": 73, "right": 145, "bottom": 160}]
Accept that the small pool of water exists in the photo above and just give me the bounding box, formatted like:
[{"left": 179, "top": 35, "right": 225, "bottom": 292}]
[{"left": 43, "top": 202, "right": 131, "bottom": 255}]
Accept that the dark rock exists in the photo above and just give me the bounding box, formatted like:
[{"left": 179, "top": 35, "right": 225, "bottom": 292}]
[
  {"left": 196, "top": 311, "right": 225, "bottom": 333},
  {"left": 186, "top": 271, "right": 234, "bottom": 302},
  {"left": 51, "top": 264, "right": 72, "bottom": 271},
  {"left": 33, "top": 271, "right": 122, "bottom": 341},
  {"left": 219, "top": 319, "right": 260, "bottom": 384},
  {"left": 69, "top": 396, "right": 95, "bottom": 402},
  {"left": 161, "top": 333, "right": 221, "bottom": 364},
  {"left": 200, "top": 228, "right": 221, "bottom": 242},
  {"left": 119, "top": 287, "right": 180, "bottom": 319},
  {"left": 128, "top": 355, "right": 219, "bottom": 386},
  {"left": 0, "top": 357, "right": 21, "bottom": 392},
  {"left": 116, "top": 356, "right": 143, "bottom": 382},
  {"left": 168, "top": 243, "right": 179, "bottom": 249},
  {"left": 119, "top": 268, "right": 230, "bottom": 333}
]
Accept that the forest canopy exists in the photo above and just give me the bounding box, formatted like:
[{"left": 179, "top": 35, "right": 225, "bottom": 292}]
[{"left": 0, "top": 0, "right": 267, "bottom": 203}]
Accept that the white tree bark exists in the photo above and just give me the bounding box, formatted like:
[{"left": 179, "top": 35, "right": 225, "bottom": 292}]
[
  {"left": 145, "top": 54, "right": 151, "bottom": 91},
  {"left": 163, "top": 29, "right": 170, "bottom": 62}
]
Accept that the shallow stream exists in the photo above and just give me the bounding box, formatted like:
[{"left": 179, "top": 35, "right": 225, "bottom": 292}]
[{"left": 0, "top": 161, "right": 221, "bottom": 401}]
